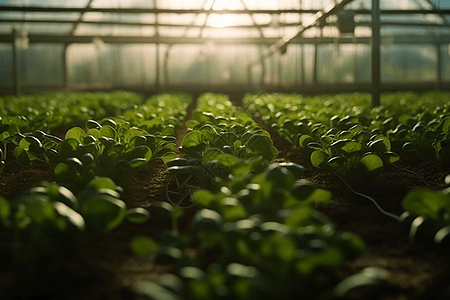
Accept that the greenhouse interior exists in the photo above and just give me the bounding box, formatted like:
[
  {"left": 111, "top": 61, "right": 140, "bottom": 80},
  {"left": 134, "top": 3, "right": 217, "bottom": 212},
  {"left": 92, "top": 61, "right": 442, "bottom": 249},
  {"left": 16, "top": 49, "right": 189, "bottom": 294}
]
[{"left": 1, "top": 1, "right": 450, "bottom": 300}]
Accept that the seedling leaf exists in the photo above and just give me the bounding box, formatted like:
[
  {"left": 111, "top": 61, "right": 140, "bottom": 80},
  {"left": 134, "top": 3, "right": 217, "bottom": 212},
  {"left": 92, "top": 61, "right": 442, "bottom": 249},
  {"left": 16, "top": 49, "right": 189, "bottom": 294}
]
[
  {"left": 334, "top": 267, "right": 388, "bottom": 298},
  {"left": 130, "top": 235, "right": 159, "bottom": 257},
  {"left": 356, "top": 154, "right": 383, "bottom": 181},
  {"left": 65, "top": 127, "right": 86, "bottom": 144},
  {"left": 126, "top": 208, "right": 150, "bottom": 223},
  {"left": 82, "top": 195, "right": 126, "bottom": 233},
  {"left": 89, "top": 177, "right": 117, "bottom": 190},
  {"left": 127, "top": 158, "right": 148, "bottom": 170},
  {"left": 99, "top": 125, "right": 116, "bottom": 139},
  {"left": 402, "top": 188, "right": 449, "bottom": 219},
  {"left": 310, "top": 150, "right": 329, "bottom": 169},
  {"left": 14, "top": 147, "right": 35, "bottom": 166},
  {"left": 53, "top": 202, "right": 85, "bottom": 230},
  {"left": 161, "top": 152, "right": 178, "bottom": 164}
]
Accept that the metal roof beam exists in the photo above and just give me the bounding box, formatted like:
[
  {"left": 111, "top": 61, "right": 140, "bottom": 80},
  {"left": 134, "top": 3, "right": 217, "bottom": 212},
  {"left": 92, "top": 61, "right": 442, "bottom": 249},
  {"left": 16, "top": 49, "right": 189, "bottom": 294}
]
[
  {"left": 0, "top": 6, "right": 318, "bottom": 14},
  {"left": 3, "top": 6, "right": 450, "bottom": 14},
  {"left": 2, "top": 34, "right": 450, "bottom": 45},
  {"left": 3, "top": 18, "right": 450, "bottom": 29}
]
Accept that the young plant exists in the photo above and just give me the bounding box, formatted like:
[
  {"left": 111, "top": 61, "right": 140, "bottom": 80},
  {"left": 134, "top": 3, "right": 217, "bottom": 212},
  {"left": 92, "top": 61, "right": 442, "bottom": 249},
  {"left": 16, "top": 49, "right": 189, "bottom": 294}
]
[
  {"left": 14, "top": 118, "right": 177, "bottom": 186},
  {"left": 134, "top": 162, "right": 369, "bottom": 300},
  {"left": 0, "top": 177, "right": 150, "bottom": 261},
  {"left": 400, "top": 177, "right": 450, "bottom": 246}
]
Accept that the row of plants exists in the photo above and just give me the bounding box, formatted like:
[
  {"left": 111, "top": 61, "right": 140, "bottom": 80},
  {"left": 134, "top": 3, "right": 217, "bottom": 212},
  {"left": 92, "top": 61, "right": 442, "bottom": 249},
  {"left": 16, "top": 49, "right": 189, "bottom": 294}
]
[
  {"left": 2, "top": 90, "right": 447, "bottom": 299},
  {"left": 129, "top": 93, "right": 385, "bottom": 300},
  {"left": 243, "top": 91, "right": 450, "bottom": 246},
  {"left": 0, "top": 92, "right": 193, "bottom": 261},
  {"left": 0, "top": 177, "right": 150, "bottom": 261},
  {"left": 133, "top": 162, "right": 388, "bottom": 300},
  {"left": 122, "top": 92, "right": 193, "bottom": 133},
  {"left": 0, "top": 91, "right": 145, "bottom": 175},
  {"left": 243, "top": 92, "right": 450, "bottom": 180},
  {"left": 166, "top": 93, "right": 279, "bottom": 198},
  {"left": 14, "top": 118, "right": 177, "bottom": 188},
  {"left": 0, "top": 91, "right": 143, "bottom": 134},
  {"left": 175, "top": 93, "right": 278, "bottom": 172}
]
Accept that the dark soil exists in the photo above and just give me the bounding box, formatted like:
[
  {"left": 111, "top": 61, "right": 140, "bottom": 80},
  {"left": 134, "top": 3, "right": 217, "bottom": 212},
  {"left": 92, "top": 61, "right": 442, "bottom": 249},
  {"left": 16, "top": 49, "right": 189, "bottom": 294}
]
[{"left": 1, "top": 103, "right": 450, "bottom": 299}]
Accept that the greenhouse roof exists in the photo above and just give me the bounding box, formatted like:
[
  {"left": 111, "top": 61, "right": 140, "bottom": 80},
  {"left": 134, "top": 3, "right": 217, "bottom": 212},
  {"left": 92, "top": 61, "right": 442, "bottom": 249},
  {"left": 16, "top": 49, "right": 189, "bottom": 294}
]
[{"left": 1, "top": 0, "right": 450, "bottom": 44}]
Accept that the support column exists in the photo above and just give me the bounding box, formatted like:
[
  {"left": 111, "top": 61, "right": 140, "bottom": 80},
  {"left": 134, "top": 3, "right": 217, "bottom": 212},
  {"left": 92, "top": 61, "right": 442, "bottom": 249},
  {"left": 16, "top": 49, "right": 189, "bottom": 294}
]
[
  {"left": 437, "top": 43, "right": 443, "bottom": 89},
  {"left": 155, "top": 43, "right": 160, "bottom": 91},
  {"left": 371, "top": 0, "right": 381, "bottom": 107},
  {"left": 62, "top": 44, "right": 69, "bottom": 89},
  {"left": 12, "top": 29, "right": 20, "bottom": 95},
  {"left": 313, "top": 39, "right": 318, "bottom": 87},
  {"left": 313, "top": 27, "right": 321, "bottom": 88}
]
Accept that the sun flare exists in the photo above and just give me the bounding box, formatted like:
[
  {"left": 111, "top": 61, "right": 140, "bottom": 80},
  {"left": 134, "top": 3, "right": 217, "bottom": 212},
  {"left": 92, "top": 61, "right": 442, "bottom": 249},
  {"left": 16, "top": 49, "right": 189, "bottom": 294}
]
[
  {"left": 208, "top": 13, "right": 239, "bottom": 28},
  {"left": 206, "top": 0, "right": 244, "bottom": 28}
]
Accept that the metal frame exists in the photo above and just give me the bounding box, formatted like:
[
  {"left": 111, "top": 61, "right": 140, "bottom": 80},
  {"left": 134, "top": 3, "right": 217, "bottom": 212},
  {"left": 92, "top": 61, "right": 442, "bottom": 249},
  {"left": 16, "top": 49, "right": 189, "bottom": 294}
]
[
  {"left": 246, "top": 0, "right": 355, "bottom": 88},
  {"left": 3, "top": 3, "right": 450, "bottom": 99},
  {"left": 5, "top": 34, "right": 450, "bottom": 45},
  {"left": 3, "top": 6, "right": 450, "bottom": 14},
  {"left": 372, "top": 0, "right": 381, "bottom": 106}
]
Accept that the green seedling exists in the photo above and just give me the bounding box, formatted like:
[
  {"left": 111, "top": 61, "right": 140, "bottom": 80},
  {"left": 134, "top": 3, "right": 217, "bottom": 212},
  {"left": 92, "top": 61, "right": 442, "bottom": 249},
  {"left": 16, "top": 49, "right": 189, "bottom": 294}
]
[
  {"left": 400, "top": 178, "right": 450, "bottom": 245},
  {"left": 334, "top": 267, "right": 389, "bottom": 298}
]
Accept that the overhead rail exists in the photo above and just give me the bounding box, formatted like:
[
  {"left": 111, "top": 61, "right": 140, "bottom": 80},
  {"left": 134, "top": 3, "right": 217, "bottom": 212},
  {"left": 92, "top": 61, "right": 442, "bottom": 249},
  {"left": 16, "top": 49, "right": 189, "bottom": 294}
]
[
  {"left": 2, "top": 19, "right": 450, "bottom": 29},
  {"left": 2, "top": 6, "right": 450, "bottom": 15},
  {"left": 3, "top": 34, "right": 450, "bottom": 45},
  {"left": 0, "top": 7, "right": 325, "bottom": 14},
  {"left": 0, "top": 19, "right": 303, "bottom": 27}
]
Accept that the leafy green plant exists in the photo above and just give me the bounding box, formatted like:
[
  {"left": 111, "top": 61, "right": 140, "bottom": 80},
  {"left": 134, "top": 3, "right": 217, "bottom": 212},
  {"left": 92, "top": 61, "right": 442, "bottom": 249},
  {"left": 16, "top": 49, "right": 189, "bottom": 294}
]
[
  {"left": 243, "top": 92, "right": 450, "bottom": 179},
  {"left": 178, "top": 93, "right": 277, "bottom": 176},
  {"left": 0, "top": 177, "right": 150, "bottom": 261},
  {"left": 122, "top": 92, "right": 192, "bottom": 133},
  {"left": 400, "top": 179, "right": 450, "bottom": 246},
  {"left": 131, "top": 162, "right": 369, "bottom": 300},
  {"left": 14, "top": 118, "right": 177, "bottom": 186},
  {"left": 0, "top": 91, "right": 144, "bottom": 134},
  {"left": 0, "top": 119, "right": 23, "bottom": 175}
]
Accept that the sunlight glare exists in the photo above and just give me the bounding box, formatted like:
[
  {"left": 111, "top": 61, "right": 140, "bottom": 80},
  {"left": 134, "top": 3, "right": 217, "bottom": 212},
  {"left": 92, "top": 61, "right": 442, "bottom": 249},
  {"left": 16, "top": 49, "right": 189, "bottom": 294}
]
[
  {"left": 208, "top": 14, "right": 238, "bottom": 28},
  {"left": 207, "top": 0, "right": 245, "bottom": 28}
]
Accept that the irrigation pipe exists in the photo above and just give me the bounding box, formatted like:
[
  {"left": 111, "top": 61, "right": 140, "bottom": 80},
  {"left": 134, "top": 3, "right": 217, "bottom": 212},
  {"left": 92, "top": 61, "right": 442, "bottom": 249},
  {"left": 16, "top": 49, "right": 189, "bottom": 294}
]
[{"left": 333, "top": 171, "right": 401, "bottom": 222}]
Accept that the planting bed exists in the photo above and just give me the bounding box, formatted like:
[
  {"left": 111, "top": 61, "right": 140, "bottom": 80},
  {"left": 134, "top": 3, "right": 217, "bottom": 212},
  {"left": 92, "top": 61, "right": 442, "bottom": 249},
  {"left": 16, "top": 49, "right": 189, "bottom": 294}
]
[{"left": 0, "top": 91, "right": 449, "bottom": 300}]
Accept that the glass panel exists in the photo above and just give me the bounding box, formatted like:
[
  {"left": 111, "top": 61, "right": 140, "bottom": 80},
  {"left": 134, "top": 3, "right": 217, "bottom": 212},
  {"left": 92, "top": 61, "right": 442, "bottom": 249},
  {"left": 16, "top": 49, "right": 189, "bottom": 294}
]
[
  {"left": 67, "top": 44, "right": 98, "bottom": 85},
  {"left": 381, "top": 44, "right": 438, "bottom": 82},
  {"left": 279, "top": 44, "right": 313, "bottom": 86},
  {"left": 68, "top": 43, "right": 157, "bottom": 87},
  {"left": 19, "top": 44, "right": 64, "bottom": 86},
  {"left": 318, "top": 43, "right": 370, "bottom": 83},
  {"left": 432, "top": 0, "right": 450, "bottom": 8},
  {"left": 0, "top": 23, "right": 14, "bottom": 34},
  {"left": 1, "top": 0, "right": 90, "bottom": 7},
  {"left": 209, "top": 45, "right": 261, "bottom": 85},
  {"left": 303, "top": 44, "right": 315, "bottom": 84},
  {"left": 120, "top": 44, "right": 152, "bottom": 86},
  {"left": 0, "top": 43, "right": 13, "bottom": 88},
  {"left": 165, "top": 44, "right": 209, "bottom": 85},
  {"left": 441, "top": 43, "right": 450, "bottom": 81}
]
